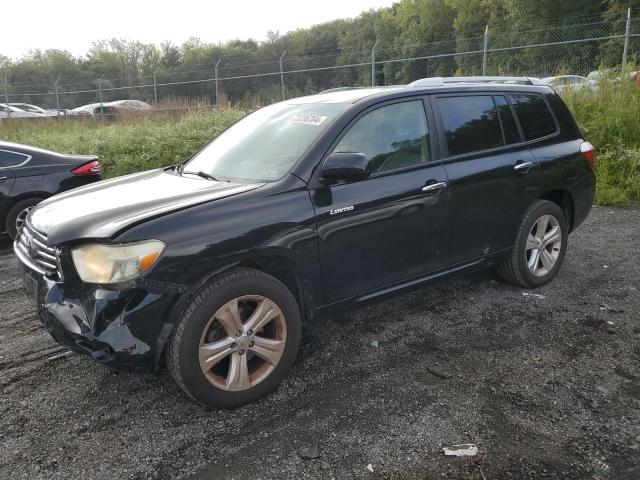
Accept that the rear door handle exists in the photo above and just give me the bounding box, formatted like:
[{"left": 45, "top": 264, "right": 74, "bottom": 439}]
[
  {"left": 422, "top": 181, "right": 448, "bottom": 194},
  {"left": 514, "top": 161, "right": 532, "bottom": 172}
]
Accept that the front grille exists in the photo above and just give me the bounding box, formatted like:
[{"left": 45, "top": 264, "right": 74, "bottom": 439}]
[{"left": 14, "top": 222, "right": 62, "bottom": 280}]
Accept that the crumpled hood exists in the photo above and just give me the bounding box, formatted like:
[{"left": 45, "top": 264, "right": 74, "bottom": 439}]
[{"left": 30, "top": 169, "right": 262, "bottom": 244}]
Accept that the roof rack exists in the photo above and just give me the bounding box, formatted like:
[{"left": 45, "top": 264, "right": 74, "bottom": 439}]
[
  {"left": 319, "top": 87, "right": 369, "bottom": 94},
  {"left": 408, "top": 76, "right": 546, "bottom": 87}
]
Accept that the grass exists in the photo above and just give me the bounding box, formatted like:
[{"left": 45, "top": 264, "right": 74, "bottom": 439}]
[
  {"left": 562, "top": 78, "right": 640, "bottom": 206},
  {"left": 1, "top": 84, "right": 639, "bottom": 206},
  {"left": 0, "top": 107, "right": 245, "bottom": 178}
]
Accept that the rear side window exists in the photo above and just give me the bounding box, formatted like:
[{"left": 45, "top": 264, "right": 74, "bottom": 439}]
[
  {"left": 509, "top": 93, "right": 557, "bottom": 141},
  {"left": 0, "top": 150, "right": 28, "bottom": 168},
  {"left": 494, "top": 96, "right": 521, "bottom": 145},
  {"left": 437, "top": 95, "right": 502, "bottom": 156}
]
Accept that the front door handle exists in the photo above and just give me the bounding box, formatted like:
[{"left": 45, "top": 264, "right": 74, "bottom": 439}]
[
  {"left": 514, "top": 161, "right": 533, "bottom": 173},
  {"left": 422, "top": 181, "right": 448, "bottom": 194},
  {"left": 0, "top": 176, "right": 8, "bottom": 182}
]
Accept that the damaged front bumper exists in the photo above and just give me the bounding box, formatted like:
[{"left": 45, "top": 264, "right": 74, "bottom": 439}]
[{"left": 20, "top": 266, "right": 179, "bottom": 373}]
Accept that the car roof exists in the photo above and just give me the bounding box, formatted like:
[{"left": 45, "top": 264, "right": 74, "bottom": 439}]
[
  {"left": 285, "top": 87, "right": 399, "bottom": 104},
  {"left": 283, "top": 77, "right": 554, "bottom": 106},
  {"left": 0, "top": 141, "right": 65, "bottom": 157}
]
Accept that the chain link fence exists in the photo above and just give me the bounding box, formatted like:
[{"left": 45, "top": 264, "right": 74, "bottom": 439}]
[{"left": 3, "top": 9, "right": 640, "bottom": 116}]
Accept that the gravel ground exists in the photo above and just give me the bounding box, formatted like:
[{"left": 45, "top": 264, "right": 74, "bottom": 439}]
[{"left": 1, "top": 205, "right": 639, "bottom": 480}]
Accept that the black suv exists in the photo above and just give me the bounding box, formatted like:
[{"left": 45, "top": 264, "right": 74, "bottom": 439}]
[{"left": 15, "top": 77, "right": 595, "bottom": 408}]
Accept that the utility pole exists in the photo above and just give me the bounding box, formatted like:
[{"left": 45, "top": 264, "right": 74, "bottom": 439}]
[
  {"left": 98, "top": 74, "right": 105, "bottom": 118},
  {"left": 215, "top": 59, "right": 221, "bottom": 106},
  {"left": 482, "top": 25, "right": 489, "bottom": 76},
  {"left": 622, "top": 7, "right": 632, "bottom": 68},
  {"left": 153, "top": 69, "right": 159, "bottom": 105},
  {"left": 371, "top": 40, "right": 379, "bottom": 86},
  {"left": 3, "top": 74, "right": 9, "bottom": 120},
  {"left": 280, "top": 50, "right": 287, "bottom": 101},
  {"left": 54, "top": 76, "right": 61, "bottom": 112}
]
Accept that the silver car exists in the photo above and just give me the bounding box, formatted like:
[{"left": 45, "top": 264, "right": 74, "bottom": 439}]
[{"left": 0, "top": 104, "right": 45, "bottom": 119}]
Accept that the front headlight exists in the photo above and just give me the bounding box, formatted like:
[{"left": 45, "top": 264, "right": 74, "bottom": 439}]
[{"left": 71, "top": 240, "right": 165, "bottom": 284}]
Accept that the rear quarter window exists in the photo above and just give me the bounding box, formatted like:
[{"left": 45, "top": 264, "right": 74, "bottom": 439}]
[
  {"left": 508, "top": 93, "right": 558, "bottom": 141},
  {"left": 0, "top": 150, "right": 29, "bottom": 168}
]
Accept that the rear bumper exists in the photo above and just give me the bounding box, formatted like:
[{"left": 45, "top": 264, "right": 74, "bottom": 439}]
[{"left": 19, "top": 265, "right": 178, "bottom": 373}]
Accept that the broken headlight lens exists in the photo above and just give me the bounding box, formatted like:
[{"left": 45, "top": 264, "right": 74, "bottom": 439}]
[{"left": 71, "top": 240, "right": 165, "bottom": 284}]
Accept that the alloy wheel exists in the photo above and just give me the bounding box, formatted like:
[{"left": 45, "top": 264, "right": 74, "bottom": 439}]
[
  {"left": 198, "top": 295, "right": 287, "bottom": 392},
  {"left": 525, "top": 214, "right": 562, "bottom": 277},
  {"left": 15, "top": 207, "right": 33, "bottom": 233}
]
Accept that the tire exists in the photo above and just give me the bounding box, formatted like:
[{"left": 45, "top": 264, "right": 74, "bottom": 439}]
[
  {"left": 167, "top": 268, "right": 302, "bottom": 408},
  {"left": 5, "top": 197, "right": 44, "bottom": 240},
  {"left": 498, "top": 200, "right": 568, "bottom": 288}
]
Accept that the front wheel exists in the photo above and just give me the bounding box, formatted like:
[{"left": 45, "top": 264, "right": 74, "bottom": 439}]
[
  {"left": 5, "top": 197, "right": 43, "bottom": 240},
  {"left": 167, "top": 268, "right": 302, "bottom": 408},
  {"left": 498, "top": 200, "right": 568, "bottom": 288}
]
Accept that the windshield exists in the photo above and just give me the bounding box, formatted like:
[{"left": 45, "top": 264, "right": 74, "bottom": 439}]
[{"left": 183, "top": 102, "right": 348, "bottom": 182}]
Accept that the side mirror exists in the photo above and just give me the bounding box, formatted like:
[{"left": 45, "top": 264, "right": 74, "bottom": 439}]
[{"left": 321, "top": 152, "right": 370, "bottom": 182}]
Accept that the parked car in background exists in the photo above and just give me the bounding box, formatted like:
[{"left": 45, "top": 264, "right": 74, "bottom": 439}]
[
  {"left": 94, "top": 100, "right": 152, "bottom": 116},
  {"left": 15, "top": 76, "right": 595, "bottom": 408},
  {"left": 10, "top": 103, "right": 70, "bottom": 117},
  {"left": 9, "top": 103, "right": 48, "bottom": 115},
  {"left": 542, "top": 75, "right": 595, "bottom": 92},
  {"left": 0, "top": 105, "right": 45, "bottom": 119},
  {"left": 1, "top": 141, "right": 102, "bottom": 239},
  {"left": 586, "top": 70, "right": 616, "bottom": 84},
  {"left": 70, "top": 100, "right": 152, "bottom": 117},
  {"left": 70, "top": 103, "right": 101, "bottom": 117},
  {"left": 45, "top": 108, "right": 72, "bottom": 117}
]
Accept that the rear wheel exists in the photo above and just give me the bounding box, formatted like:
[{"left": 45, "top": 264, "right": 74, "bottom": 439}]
[
  {"left": 5, "top": 197, "right": 43, "bottom": 240},
  {"left": 167, "top": 268, "right": 301, "bottom": 408},
  {"left": 498, "top": 200, "right": 568, "bottom": 288}
]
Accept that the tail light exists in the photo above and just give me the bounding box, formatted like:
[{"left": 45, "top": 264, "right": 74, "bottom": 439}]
[
  {"left": 580, "top": 141, "right": 595, "bottom": 169},
  {"left": 72, "top": 160, "right": 101, "bottom": 176}
]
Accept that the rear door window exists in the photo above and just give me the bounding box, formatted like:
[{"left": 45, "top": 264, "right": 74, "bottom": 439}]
[
  {"left": 0, "top": 150, "right": 29, "bottom": 168},
  {"left": 508, "top": 93, "right": 558, "bottom": 141},
  {"left": 437, "top": 95, "right": 503, "bottom": 156}
]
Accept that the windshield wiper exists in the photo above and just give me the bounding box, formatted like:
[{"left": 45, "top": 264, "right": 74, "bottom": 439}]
[{"left": 181, "top": 170, "right": 224, "bottom": 181}]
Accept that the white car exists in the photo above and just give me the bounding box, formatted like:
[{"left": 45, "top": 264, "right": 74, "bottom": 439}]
[
  {"left": 587, "top": 70, "right": 623, "bottom": 84},
  {"left": 0, "top": 104, "right": 45, "bottom": 119},
  {"left": 10, "top": 103, "right": 68, "bottom": 117},
  {"left": 542, "top": 75, "right": 595, "bottom": 92}
]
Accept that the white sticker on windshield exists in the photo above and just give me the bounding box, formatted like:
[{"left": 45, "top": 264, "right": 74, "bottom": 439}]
[{"left": 291, "top": 114, "right": 328, "bottom": 126}]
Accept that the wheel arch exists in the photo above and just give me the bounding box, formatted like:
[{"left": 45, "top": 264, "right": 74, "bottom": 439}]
[
  {"left": 2, "top": 192, "right": 49, "bottom": 234},
  {"left": 538, "top": 189, "right": 575, "bottom": 232},
  {"left": 3, "top": 191, "right": 49, "bottom": 214},
  {"left": 235, "top": 254, "right": 314, "bottom": 324},
  {"left": 155, "top": 252, "right": 314, "bottom": 372}
]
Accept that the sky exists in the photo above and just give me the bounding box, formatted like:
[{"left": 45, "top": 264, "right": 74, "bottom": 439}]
[{"left": 1, "top": 0, "right": 396, "bottom": 59}]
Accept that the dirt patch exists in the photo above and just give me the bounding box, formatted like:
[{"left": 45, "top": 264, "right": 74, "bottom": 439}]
[{"left": 1, "top": 205, "right": 639, "bottom": 479}]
